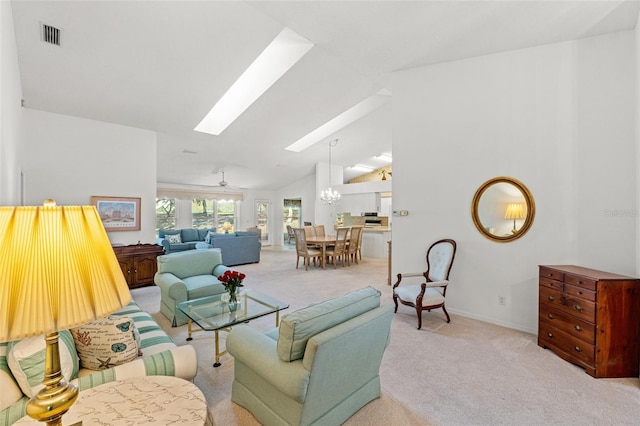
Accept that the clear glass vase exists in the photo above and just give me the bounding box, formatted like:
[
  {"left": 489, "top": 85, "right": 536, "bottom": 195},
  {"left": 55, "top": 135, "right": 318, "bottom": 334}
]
[{"left": 228, "top": 291, "right": 238, "bottom": 312}]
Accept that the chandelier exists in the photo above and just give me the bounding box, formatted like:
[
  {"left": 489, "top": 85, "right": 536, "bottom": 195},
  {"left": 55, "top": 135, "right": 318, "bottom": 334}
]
[{"left": 320, "top": 139, "right": 341, "bottom": 205}]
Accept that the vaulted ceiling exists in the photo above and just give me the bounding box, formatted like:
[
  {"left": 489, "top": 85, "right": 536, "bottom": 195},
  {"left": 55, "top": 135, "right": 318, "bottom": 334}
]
[{"left": 11, "top": 1, "right": 639, "bottom": 190}]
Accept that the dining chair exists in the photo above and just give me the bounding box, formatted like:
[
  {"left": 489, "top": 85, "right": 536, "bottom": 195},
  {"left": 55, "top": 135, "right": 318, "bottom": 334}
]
[
  {"left": 346, "top": 225, "right": 364, "bottom": 265},
  {"left": 286, "top": 225, "right": 296, "bottom": 245},
  {"left": 392, "top": 239, "right": 457, "bottom": 329},
  {"left": 293, "top": 228, "right": 321, "bottom": 271},
  {"left": 325, "top": 227, "right": 350, "bottom": 268},
  {"left": 313, "top": 224, "right": 325, "bottom": 237},
  {"left": 304, "top": 225, "right": 320, "bottom": 249},
  {"left": 303, "top": 226, "right": 314, "bottom": 239}
]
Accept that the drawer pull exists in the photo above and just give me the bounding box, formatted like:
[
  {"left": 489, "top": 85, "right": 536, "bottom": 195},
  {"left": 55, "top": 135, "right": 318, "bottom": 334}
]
[
  {"left": 547, "top": 296, "right": 555, "bottom": 301},
  {"left": 574, "top": 346, "right": 582, "bottom": 352},
  {"left": 547, "top": 332, "right": 553, "bottom": 338},
  {"left": 573, "top": 305, "right": 583, "bottom": 312},
  {"left": 547, "top": 313, "right": 555, "bottom": 319},
  {"left": 574, "top": 325, "right": 582, "bottom": 332},
  {"left": 576, "top": 291, "right": 582, "bottom": 295}
]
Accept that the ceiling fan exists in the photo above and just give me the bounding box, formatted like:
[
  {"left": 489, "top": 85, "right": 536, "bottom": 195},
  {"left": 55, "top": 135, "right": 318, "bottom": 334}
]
[
  {"left": 209, "top": 169, "right": 244, "bottom": 190},
  {"left": 217, "top": 170, "right": 230, "bottom": 187}
]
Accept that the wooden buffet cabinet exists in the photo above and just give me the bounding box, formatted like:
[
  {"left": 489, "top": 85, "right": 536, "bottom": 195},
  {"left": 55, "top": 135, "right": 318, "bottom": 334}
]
[
  {"left": 538, "top": 265, "right": 640, "bottom": 378},
  {"left": 113, "top": 244, "right": 164, "bottom": 289}
]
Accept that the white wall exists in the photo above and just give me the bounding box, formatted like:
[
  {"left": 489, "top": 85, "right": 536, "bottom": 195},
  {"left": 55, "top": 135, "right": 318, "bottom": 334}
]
[
  {"left": 393, "top": 31, "right": 636, "bottom": 333},
  {"left": 21, "top": 109, "right": 157, "bottom": 246},
  {"left": 636, "top": 10, "right": 640, "bottom": 277},
  {"left": 274, "top": 173, "right": 316, "bottom": 245},
  {"left": 0, "top": 1, "right": 23, "bottom": 206}
]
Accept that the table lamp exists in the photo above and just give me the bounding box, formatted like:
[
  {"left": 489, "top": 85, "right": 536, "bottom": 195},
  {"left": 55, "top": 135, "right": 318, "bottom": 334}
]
[
  {"left": 0, "top": 200, "right": 131, "bottom": 426},
  {"left": 222, "top": 221, "right": 232, "bottom": 233},
  {"left": 504, "top": 203, "right": 525, "bottom": 234}
]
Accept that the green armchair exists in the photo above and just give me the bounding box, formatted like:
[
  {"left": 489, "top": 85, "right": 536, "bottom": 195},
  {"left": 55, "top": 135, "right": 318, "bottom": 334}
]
[
  {"left": 226, "top": 286, "right": 393, "bottom": 425},
  {"left": 154, "top": 248, "right": 231, "bottom": 326}
]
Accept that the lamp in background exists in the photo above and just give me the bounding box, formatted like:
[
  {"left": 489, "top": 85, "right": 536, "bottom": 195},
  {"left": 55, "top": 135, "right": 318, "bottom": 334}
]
[
  {"left": 0, "top": 200, "right": 131, "bottom": 426},
  {"left": 223, "top": 221, "right": 233, "bottom": 233},
  {"left": 504, "top": 203, "right": 525, "bottom": 234},
  {"left": 320, "top": 139, "right": 341, "bottom": 205}
]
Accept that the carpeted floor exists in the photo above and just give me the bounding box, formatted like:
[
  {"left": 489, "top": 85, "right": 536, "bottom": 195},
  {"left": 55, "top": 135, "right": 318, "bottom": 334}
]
[{"left": 132, "top": 247, "right": 640, "bottom": 425}]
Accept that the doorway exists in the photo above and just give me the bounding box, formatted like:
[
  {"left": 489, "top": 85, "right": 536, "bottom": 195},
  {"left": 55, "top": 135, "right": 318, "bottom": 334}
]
[
  {"left": 255, "top": 200, "right": 270, "bottom": 246},
  {"left": 283, "top": 199, "right": 301, "bottom": 245}
]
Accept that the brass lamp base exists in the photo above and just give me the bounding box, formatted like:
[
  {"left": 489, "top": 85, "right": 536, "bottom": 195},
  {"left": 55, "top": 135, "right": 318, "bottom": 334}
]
[{"left": 26, "top": 332, "right": 79, "bottom": 426}]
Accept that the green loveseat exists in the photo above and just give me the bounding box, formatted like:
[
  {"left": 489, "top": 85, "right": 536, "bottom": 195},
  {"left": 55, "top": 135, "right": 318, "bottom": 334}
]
[
  {"left": 226, "top": 286, "right": 393, "bottom": 426},
  {"left": 154, "top": 248, "right": 232, "bottom": 327}
]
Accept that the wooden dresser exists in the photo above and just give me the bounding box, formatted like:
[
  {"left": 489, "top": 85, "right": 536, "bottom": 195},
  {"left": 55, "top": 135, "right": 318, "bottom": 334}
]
[
  {"left": 538, "top": 265, "right": 640, "bottom": 378},
  {"left": 113, "top": 244, "right": 164, "bottom": 289}
]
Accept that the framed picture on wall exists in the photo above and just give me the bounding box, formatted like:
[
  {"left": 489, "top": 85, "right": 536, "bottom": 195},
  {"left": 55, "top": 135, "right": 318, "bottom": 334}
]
[{"left": 91, "top": 196, "right": 141, "bottom": 231}]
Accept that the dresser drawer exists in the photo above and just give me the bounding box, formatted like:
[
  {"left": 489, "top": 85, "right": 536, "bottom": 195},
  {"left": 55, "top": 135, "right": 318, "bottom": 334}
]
[
  {"left": 564, "top": 283, "right": 596, "bottom": 302},
  {"left": 539, "top": 267, "right": 563, "bottom": 282},
  {"left": 564, "top": 274, "right": 597, "bottom": 291},
  {"left": 539, "top": 285, "right": 596, "bottom": 323},
  {"left": 538, "top": 306, "right": 595, "bottom": 344},
  {"left": 561, "top": 293, "right": 595, "bottom": 323},
  {"left": 539, "top": 322, "right": 595, "bottom": 367},
  {"left": 539, "top": 277, "right": 563, "bottom": 291}
]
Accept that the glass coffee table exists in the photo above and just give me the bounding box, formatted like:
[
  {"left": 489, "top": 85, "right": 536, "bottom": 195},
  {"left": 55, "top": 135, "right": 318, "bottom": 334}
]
[{"left": 176, "top": 289, "right": 289, "bottom": 367}]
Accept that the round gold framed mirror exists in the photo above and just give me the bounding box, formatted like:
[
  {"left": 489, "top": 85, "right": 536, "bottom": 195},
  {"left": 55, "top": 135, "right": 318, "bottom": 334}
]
[{"left": 471, "top": 176, "right": 535, "bottom": 242}]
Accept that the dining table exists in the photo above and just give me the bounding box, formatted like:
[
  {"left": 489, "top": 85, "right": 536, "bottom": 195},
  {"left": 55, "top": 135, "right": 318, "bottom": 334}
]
[{"left": 306, "top": 234, "right": 350, "bottom": 269}]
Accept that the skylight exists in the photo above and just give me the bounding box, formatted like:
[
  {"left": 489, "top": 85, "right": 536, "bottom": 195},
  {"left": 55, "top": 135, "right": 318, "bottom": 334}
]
[
  {"left": 376, "top": 153, "right": 392, "bottom": 163},
  {"left": 285, "top": 89, "right": 392, "bottom": 153},
  {"left": 351, "top": 164, "right": 374, "bottom": 172},
  {"left": 195, "top": 27, "right": 314, "bottom": 136}
]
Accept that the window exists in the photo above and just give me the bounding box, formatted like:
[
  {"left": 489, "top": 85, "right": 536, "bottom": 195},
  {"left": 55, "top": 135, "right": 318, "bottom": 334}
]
[
  {"left": 156, "top": 198, "right": 176, "bottom": 232},
  {"left": 192, "top": 199, "right": 238, "bottom": 233},
  {"left": 216, "top": 200, "right": 237, "bottom": 233}
]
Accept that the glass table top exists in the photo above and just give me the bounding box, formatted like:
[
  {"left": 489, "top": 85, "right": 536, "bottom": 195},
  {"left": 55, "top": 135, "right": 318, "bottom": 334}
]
[{"left": 176, "top": 289, "right": 289, "bottom": 331}]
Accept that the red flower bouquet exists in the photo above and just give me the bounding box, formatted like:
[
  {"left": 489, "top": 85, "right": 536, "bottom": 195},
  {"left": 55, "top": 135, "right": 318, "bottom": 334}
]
[{"left": 218, "top": 270, "right": 246, "bottom": 295}]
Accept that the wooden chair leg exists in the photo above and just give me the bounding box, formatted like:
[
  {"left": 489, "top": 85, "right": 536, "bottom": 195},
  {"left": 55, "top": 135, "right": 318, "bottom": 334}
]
[{"left": 442, "top": 305, "right": 451, "bottom": 323}]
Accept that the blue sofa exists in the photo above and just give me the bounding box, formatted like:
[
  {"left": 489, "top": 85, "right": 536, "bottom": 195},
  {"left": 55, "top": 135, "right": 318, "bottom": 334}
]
[{"left": 157, "top": 228, "right": 261, "bottom": 266}]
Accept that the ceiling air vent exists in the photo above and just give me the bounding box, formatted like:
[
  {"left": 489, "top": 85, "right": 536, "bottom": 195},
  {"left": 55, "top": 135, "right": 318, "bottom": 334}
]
[{"left": 41, "top": 23, "right": 61, "bottom": 46}]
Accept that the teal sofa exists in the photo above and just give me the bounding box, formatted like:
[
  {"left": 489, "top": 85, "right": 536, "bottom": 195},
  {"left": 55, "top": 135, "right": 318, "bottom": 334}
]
[
  {"left": 154, "top": 248, "right": 232, "bottom": 327},
  {"left": 157, "top": 228, "right": 261, "bottom": 266},
  {"left": 226, "top": 286, "right": 393, "bottom": 426}
]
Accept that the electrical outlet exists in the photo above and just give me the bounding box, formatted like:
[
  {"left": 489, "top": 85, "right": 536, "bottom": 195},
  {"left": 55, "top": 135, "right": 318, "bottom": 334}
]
[{"left": 498, "top": 296, "right": 506, "bottom": 306}]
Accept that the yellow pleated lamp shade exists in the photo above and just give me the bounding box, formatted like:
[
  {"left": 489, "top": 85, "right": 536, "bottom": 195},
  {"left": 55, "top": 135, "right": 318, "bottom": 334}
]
[
  {"left": 504, "top": 203, "right": 525, "bottom": 220},
  {"left": 0, "top": 203, "right": 131, "bottom": 342}
]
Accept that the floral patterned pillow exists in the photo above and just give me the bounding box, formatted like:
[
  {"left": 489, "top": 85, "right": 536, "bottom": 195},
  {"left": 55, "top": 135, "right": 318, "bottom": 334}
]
[{"left": 167, "top": 233, "right": 182, "bottom": 244}]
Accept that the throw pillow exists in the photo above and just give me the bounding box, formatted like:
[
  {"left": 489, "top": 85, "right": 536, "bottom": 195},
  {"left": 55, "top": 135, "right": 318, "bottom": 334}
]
[
  {"left": 0, "top": 342, "right": 23, "bottom": 411},
  {"left": 7, "top": 330, "right": 79, "bottom": 398},
  {"left": 167, "top": 233, "right": 182, "bottom": 244},
  {"left": 277, "top": 286, "right": 381, "bottom": 362},
  {"left": 70, "top": 316, "right": 141, "bottom": 371},
  {"left": 205, "top": 231, "right": 216, "bottom": 244}
]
